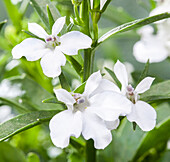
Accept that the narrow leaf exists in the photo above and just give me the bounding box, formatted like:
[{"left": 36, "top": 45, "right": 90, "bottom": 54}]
[
  {"left": 30, "top": 0, "right": 60, "bottom": 31},
  {"left": 74, "top": 82, "right": 86, "bottom": 94},
  {"left": 66, "top": 56, "right": 83, "bottom": 77},
  {"left": 0, "top": 110, "right": 60, "bottom": 142},
  {"left": 42, "top": 97, "right": 64, "bottom": 105},
  {"left": 137, "top": 59, "right": 150, "bottom": 84},
  {"left": 46, "top": 4, "right": 55, "bottom": 32},
  {"left": 23, "top": 30, "right": 44, "bottom": 41},
  {"left": 59, "top": 72, "right": 71, "bottom": 92},
  {"left": 140, "top": 80, "right": 170, "bottom": 102},
  {"left": 104, "top": 67, "right": 121, "bottom": 89},
  {"left": 98, "top": 12, "right": 170, "bottom": 43}
]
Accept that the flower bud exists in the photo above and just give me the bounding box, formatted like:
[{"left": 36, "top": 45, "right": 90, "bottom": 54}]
[{"left": 71, "top": 0, "right": 83, "bottom": 6}]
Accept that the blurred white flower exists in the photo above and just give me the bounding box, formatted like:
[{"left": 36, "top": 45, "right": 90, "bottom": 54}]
[
  {"left": 5, "top": 60, "right": 20, "bottom": 71},
  {"left": 11, "top": 0, "right": 22, "bottom": 5},
  {"left": 0, "top": 106, "right": 14, "bottom": 123},
  {"left": 49, "top": 71, "right": 131, "bottom": 149},
  {"left": 0, "top": 79, "right": 24, "bottom": 98},
  {"left": 12, "top": 17, "right": 92, "bottom": 78},
  {"left": 111, "top": 61, "right": 157, "bottom": 131},
  {"left": 133, "top": 0, "right": 170, "bottom": 63}
]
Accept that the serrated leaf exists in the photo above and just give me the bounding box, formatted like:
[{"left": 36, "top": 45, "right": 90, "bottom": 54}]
[
  {"left": 30, "top": 0, "right": 60, "bottom": 31},
  {"left": 98, "top": 12, "right": 170, "bottom": 43},
  {"left": 132, "top": 117, "right": 170, "bottom": 161},
  {"left": 104, "top": 67, "right": 121, "bottom": 89},
  {"left": 0, "top": 20, "right": 7, "bottom": 31},
  {"left": 0, "top": 110, "right": 59, "bottom": 142},
  {"left": 140, "top": 80, "right": 170, "bottom": 102}
]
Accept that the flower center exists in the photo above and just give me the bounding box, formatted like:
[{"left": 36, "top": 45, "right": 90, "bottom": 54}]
[
  {"left": 126, "top": 84, "right": 139, "bottom": 104},
  {"left": 71, "top": 93, "right": 89, "bottom": 112},
  {"left": 45, "top": 35, "right": 61, "bottom": 49}
]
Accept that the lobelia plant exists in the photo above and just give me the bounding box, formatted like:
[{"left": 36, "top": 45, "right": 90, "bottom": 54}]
[{"left": 0, "top": 0, "right": 170, "bottom": 161}]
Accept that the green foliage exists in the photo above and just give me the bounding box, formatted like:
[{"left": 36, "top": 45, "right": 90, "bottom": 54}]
[
  {"left": 0, "top": 142, "right": 26, "bottom": 162},
  {"left": 0, "top": 110, "right": 60, "bottom": 142},
  {"left": 0, "top": 20, "right": 7, "bottom": 31}
]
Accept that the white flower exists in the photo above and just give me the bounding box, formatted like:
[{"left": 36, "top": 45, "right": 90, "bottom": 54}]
[
  {"left": 49, "top": 71, "right": 131, "bottom": 149},
  {"left": 11, "top": 0, "right": 22, "bottom": 5},
  {"left": 12, "top": 17, "right": 92, "bottom": 78},
  {"left": 108, "top": 61, "right": 157, "bottom": 131},
  {"left": 133, "top": 25, "right": 169, "bottom": 63},
  {"left": 0, "top": 106, "right": 14, "bottom": 123},
  {"left": 90, "top": 0, "right": 107, "bottom": 10}
]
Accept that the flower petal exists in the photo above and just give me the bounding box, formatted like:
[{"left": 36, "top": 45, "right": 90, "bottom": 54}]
[
  {"left": 40, "top": 48, "right": 66, "bottom": 78},
  {"left": 83, "top": 71, "right": 102, "bottom": 97},
  {"left": 135, "top": 77, "right": 155, "bottom": 94},
  {"left": 114, "top": 60, "right": 128, "bottom": 92},
  {"left": 89, "top": 91, "right": 131, "bottom": 121},
  {"left": 127, "top": 101, "right": 157, "bottom": 131},
  {"left": 28, "top": 23, "right": 48, "bottom": 39},
  {"left": 82, "top": 109, "right": 112, "bottom": 149},
  {"left": 12, "top": 38, "right": 48, "bottom": 61},
  {"left": 52, "top": 16, "right": 66, "bottom": 36},
  {"left": 100, "top": 0, "right": 107, "bottom": 10},
  {"left": 54, "top": 89, "right": 75, "bottom": 106},
  {"left": 105, "top": 119, "right": 120, "bottom": 130},
  {"left": 49, "top": 110, "right": 82, "bottom": 148},
  {"left": 60, "top": 31, "right": 92, "bottom": 55},
  {"left": 90, "top": 0, "right": 93, "bottom": 9}
]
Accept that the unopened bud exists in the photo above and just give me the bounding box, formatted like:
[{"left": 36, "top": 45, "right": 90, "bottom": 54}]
[{"left": 71, "top": 0, "right": 82, "bottom": 6}]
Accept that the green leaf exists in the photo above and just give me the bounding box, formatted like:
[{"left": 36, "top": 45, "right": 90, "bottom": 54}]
[
  {"left": 0, "top": 110, "right": 60, "bottom": 142},
  {"left": 74, "top": 82, "right": 86, "bottom": 94},
  {"left": 0, "top": 20, "right": 7, "bottom": 31},
  {"left": 137, "top": 60, "right": 150, "bottom": 84},
  {"left": 42, "top": 97, "right": 64, "bottom": 105},
  {"left": 66, "top": 56, "right": 83, "bottom": 77},
  {"left": 22, "top": 30, "right": 44, "bottom": 41},
  {"left": 0, "top": 142, "right": 26, "bottom": 162},
  {"left": 104, "top": 67, "right": 121, "bottom": 89},
  {"left": 132, "top": 117, "right": 170, "bottom": 161},
  {"left": 98, "top": 12, "right": 170, "bottom": 43},
  {"left": 59, "top": 72, "right": 71, "bottom": 92},
  {"left": 30, "top": 0, "right": 60, "bottom": 31},
  {"left": 46, "top": 4, "right": 55, "bottom": 32},
  {"left": 140, "top": 80, "right": 170, "bottom": 102}
]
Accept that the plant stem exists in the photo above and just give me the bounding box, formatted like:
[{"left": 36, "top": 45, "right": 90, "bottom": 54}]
[
  {"left": 86, "top": 139, "right": 96, "bottom": 162},
  {"left": 74, "top": 5, "right": 82, "bottom": 25}
]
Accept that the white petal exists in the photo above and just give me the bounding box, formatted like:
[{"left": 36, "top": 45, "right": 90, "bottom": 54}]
[
  {"left": 114, "top": 60, "right": 128, "bottom": 92},
  {"left": 60, "top": 31, "right": 92, "bottom": 55},
  {"left": 127, "top": 101, "right": 157, "bottom": 131},
  {"left": 105, "top": 119, "right": 120, "bottom": 130},
  {"left": 12, "top": 38, "right": 48, "bottom": 61},
  {"left": 83, "top": 71, "right": 102, "bottom": 97},
  {"left": 133, "top": 35, "right": 168, "bottom": 63},
  {"left": 100, "top": 0, "right": 107, "bottom": 10},
  {"left": 49, "top": 110, "right": 82, "bottom": 148},
  {"left": 89, "top": 91, "right": 131, "bottom": 121},
  {"left": 52, "top": 16, "right": 66, "bottom": 36},
  {"left": 90, "top": 79, "right": 120, "bottom": 97},
  {"left": 90, "top": 0, "right": 93, "bottom": 9},
  {"left": 82, "top": 109, "right": 112, "bottom": 149},
  {"left": 135, "top": 77, "right": 155, "bottom": 94},
  {"left": 40, "top": 48, "right": 66, "bottom": 78},
  {"left": 54, "top": 89, "right": 75, "bottom": 105},
  {"left": 28, "top": 23, "right": 48, "bottom": 39}
]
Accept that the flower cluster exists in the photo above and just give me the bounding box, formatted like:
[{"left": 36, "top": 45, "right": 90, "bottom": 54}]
[
  {"left": 49, "top": 61, "right": 156, "bottom": 149},
  {"left": 133, "top": 0, "right": 170, "bottom": 63}
]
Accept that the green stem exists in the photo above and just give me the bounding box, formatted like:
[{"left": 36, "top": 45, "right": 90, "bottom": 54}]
[
  {"left": 74, "top": 5, "right": 82, "bottom": 25},
  {"left": 86, "top": 139, "right": 96, "bottom": 162}
]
